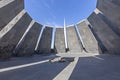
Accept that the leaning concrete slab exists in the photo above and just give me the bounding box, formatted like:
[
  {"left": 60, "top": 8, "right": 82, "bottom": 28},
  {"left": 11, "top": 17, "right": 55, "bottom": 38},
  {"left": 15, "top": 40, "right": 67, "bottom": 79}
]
[
  {"left": 77, "top": 21, "right": 99, "bottom": 53},
  {"left": 0, "top": 13, "right": 32, "bottom": 59},
  {"left": 37, "top": 26, "right": 53, "bottom": 54},
  {"left": 14, "top": 22, "right": 42, "bottom": 56},
  {"left": 97, "top": 0, "right": 120, "bottom": 33},
  {"left": 94, "top": 9, "right": 120, "bottom": 36},
  {"left": 55, "top": 28, "right": 66, "bottom": 53},
  {"left": 0, "top": 0, "right": 24, "bottom": 31},
  {"left": 88, "top": 12, "right": 120, "bottom": 54},
  {"left": 111, "top": 0, "right": 120, "bottom": 6},
  {"left": 0, "top": 0, "right": 14, "bottom": 8},
  {"left": 66, "top": 26, "right": 83, "bottom": 53},
  {"left": 0, "top": 10, "right": 26, "bottom": 39}
]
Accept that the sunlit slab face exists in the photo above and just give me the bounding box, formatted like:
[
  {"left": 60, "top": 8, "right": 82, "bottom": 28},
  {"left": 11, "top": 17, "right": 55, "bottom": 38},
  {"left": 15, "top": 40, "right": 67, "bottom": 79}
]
[{"left": 25, "top": 0, "right": 97, "bottom": 27}]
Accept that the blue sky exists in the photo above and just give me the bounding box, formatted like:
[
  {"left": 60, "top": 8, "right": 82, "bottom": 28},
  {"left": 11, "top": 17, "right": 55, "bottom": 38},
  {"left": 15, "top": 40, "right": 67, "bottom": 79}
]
[{"left": 25, "top": 0, "right": 97, "bottom": 27}]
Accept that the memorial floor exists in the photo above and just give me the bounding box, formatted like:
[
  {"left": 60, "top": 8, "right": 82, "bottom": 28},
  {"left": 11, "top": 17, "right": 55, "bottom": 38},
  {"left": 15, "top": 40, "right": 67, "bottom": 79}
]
[{"left": 0, "top": 53, "right": 120, "bottom": 80}]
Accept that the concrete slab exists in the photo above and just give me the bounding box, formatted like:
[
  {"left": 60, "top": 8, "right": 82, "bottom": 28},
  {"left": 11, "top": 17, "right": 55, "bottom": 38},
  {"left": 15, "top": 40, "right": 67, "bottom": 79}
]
[
  {"left": 0, "top": 13, "right": 32, "bottom": 59},
  {"left": 70, "top": 54, "right": 120, "bottom": 80},
  {"left": 77, "top": 21, "right": 99, "bottom": 53},
  {"left": 66, "top": 26, "right": 83, "bottom": 53},
  {"left": 55, "top": 28, "right": 66, "bottom": 53},
  {"left": 14, "top": 22, "right": 42, "bottom": 56},
  {"left": 37, "top": 26, "right": 53, "bottom": 54},
  {"left": 0, "top": 54, "right": 120, "bottom": 80},
  {"left": 95, "top": 9, "right": 120, "bottom": 36},
  {"left": 88, "top": 12, "right": 120, "bottom": 54},
  {"left": 97, "top": 0, "right": 120, "bottom": 31},
  {"left": 0, "top": 55, "right": 69, "bottom": 80},
  {"left": 0, "top": 0, "right": 24, "bottom": 31}
]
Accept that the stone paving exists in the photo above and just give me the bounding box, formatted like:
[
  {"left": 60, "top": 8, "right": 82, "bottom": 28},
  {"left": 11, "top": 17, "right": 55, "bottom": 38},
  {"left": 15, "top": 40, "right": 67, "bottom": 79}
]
[{"left": 0, "top": 53, "right": 120, "bottom": 80}]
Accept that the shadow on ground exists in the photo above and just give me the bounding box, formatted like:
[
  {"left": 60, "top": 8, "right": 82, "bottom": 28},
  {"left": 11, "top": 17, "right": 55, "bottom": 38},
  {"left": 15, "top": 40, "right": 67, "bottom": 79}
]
[
  {"left": 70, "top": 54, "right": 120, "bottom": 80},
  {"left": 0, "top": 54, "right": 120, "bottom": 80}
]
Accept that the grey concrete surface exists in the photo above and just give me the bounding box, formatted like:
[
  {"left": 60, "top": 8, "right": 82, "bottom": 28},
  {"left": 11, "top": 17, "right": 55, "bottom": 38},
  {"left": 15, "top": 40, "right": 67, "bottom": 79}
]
[
  {"left": 0, "top": 54, "right": 120, "bottom": 80},
  {"left": 111, "top": 0, "right": 120, "bottom": 6},
  {"left": 14, "top": 22, "right": 42, "bottom": 56},
  {"left": 88, "top": 12, "right": 120, "bottom": 54},
  {"left": 0, "top": 55, "right": 69, "bottom": 80},
  {"left": 0, "top": 0, "right": 14, "bottom": 8},
  {"left": 70, "top": 54, "right": 120, "bottom": 80},
  {"left": 0, "top": 0, "right": 120, "bottom": 59},
  {"left": 87, "top": 21, "right": 107, "bottom": 53},
  {"left": 55, "top": 28, "right": 66, "bottom": 53},
  {"left": 97, "top": 0, "right": 120, "bottom": 32},
  {"left": 0, "top": 0, "right": 24, "bottom": 31},
  {"left": 77, "top": 21, "right": 99, "bottom": 53},
  {"left": 95, "top": 9, "right": 120, "bottom": 36},
  {"left": 66, "top": 26, "right": 83, "bottom": 53},
  {"left": 0, "top": 13, "right": 32, "bottom": 59},
  {"left": 37, "top": 27, "right": 53, "bottom": 54},
  {"left": 0, "top": 10, "right": 26, "bottom": 39}
]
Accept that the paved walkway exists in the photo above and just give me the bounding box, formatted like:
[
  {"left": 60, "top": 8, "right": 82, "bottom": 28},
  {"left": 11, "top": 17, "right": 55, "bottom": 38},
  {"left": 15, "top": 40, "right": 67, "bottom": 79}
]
[{"left": 0, "top": 53, "right": 120, "bottom": 80}]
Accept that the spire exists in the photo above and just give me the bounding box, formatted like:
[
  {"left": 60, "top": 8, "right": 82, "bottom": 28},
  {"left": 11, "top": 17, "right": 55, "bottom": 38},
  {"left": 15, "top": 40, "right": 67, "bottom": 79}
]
[
  {"left": 64, "top": 18, "right": 68, "bottom": 51},
  {"left": 64, "top": 18, "right": 66, "bottom": 28}
]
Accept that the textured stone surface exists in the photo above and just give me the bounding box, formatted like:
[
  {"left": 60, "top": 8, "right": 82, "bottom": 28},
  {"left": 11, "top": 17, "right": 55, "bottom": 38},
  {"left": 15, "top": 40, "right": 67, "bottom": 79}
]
[
  {"left": 0, "top": 54, "right": 120, "bottom": 80},
  {"left": 88, "top": 12, "right": 120, "bottom": 54},
  {"left": 55, "top": 28, "right": 66, "bottom": 53},
  {"left": 111, "top": 0, "right": 120, "bottom": 6},
  {"left": 77, "top": 21, "right": 99, "bottom": 53},
  {"left": 14, "top": 22, "right": 42, "bottom": 56},
  {"left": 0, "top": 0, "right": 120, "bottom": 59},
  {"left": 0, "top": 0, "right": 14, "bottom": 8},
  {"left": 97, "top": 0, "right": 120, "bottom": 34},
  {"left": 0, "top": 0, "right": 24, "bottom": 31},
  {"left": 95, "top": 9, "right": 120, "bottom": 36},
  {"left": 0, "top": 13, "right": 32, "bottom": 59},
  {"left": 0, "top": 10, "right": 26, "bottom": 39},
  {"left": 37, "top": 27, "right": 53, "bottom": 54},
  {"left": 66, "top": 26, "right": 83, "bottom": 53}
]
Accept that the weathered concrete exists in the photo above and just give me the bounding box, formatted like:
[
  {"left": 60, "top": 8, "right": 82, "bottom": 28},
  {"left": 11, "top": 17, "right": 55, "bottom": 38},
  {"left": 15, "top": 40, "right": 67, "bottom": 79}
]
[
  {"left": 88, "top": 12, "right": 120, "bottom": 54},
  {"left": 0, "top": 10, "right": 26, "bottom": 39},
  {"left": 0, "top": 55, "right": 69, "bottom": 80},
  {"left": 0, "top": 0, "right": 24, "bottom": 31},
  {"left": 111, "top": 0, "right": 120, "bottom": 6},
  {"left": 0, "top": 13, "right": 32, "bottom": 59},
  {"left": 55, "top": 28, "right": 66, "bottom": 53},
  {"left": 0, "top": 54, "right": 120, "bottom": 80},
  {"left": 37, "top": 27, "right": 53, "bottom": 54},
  {"left": 97, "top": 0, "right": 120, "bottom": 35},
  {"left": 0, "top": 0, "right": 120, "bottom": 59},
  {"left": 70, "top": 54, "right": 120, "bottom": 80},
  {"left": 0, "top": 0, "right": 14, "bottom": 8},
  {"left": 87, "top": 22, "right": 107, "bottom": 53},
  {"left": 77, "top": 21, "right": 99, "bottom": 53},
  {"left": 66, "top": 26, "right": 83, "bottom": 53},
  {"left": 14, "top": 22, "right": 42, "bottom": 56},
  {"left": 95, "top": 9, "right": 120, "bottom": 36}
]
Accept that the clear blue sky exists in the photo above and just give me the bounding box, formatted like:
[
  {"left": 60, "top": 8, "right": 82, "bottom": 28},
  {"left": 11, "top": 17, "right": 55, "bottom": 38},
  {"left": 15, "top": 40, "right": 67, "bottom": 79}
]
[{"left": 25, "top": 0, "right": 97, "bottom": 27}]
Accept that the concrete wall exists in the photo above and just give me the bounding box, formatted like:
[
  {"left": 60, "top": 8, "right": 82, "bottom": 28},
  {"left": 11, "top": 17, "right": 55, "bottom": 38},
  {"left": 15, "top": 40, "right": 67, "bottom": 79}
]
[
  {"left": 55, "top": 28, "right": 66, "bottom": 53},
  {"left": 88, "top": 12, "right": 120, "bottom": 54},
  {"left": 0, "top": 13, "right": 32, "bottom": 59},
  {"left": 111, "top": 0, "right": 120, "bottom": 6},
  {"left": 66, "top": 26, "right": 83, "bottom": 53},
  {"left": 37, "top": 27, "right": 53, "bottom": 54},
  {"left": 0, "top": 0, "right": 24, "bottom": 31},
  {"left": 95, "top": 9, "right": 120, "bottom": 36},
  {"left": 14, "top": 22, "right": 42, "bottom": 56},
  {"left": 97, "top": 0, "right": 120, "bottom": 36},
  {"left": 0, "top": 0, "right": 120, "bottom": 59},
  {"left": 77, "top": 21, "right": 99, "bottom": 53}
]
